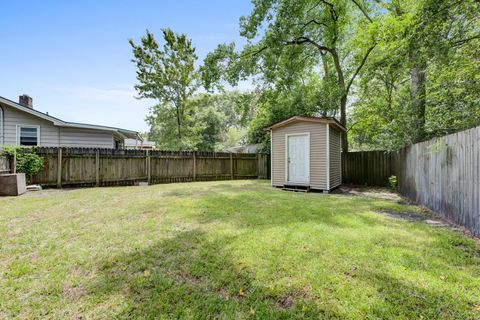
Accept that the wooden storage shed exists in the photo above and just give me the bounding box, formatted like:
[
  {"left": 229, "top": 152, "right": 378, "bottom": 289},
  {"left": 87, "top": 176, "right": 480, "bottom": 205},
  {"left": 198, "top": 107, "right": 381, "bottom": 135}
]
[{"left": 265, "top": 116, "right": 346, "bottom": 192}]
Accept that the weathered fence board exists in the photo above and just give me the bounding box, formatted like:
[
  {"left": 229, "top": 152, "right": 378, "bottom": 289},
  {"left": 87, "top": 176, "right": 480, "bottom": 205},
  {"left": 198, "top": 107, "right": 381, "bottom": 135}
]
[
  {"left": 396, "top": 126, "right": 480, "bottom": 236},
  {"left": 342, "top": 126, "right": 480, "bottom": 236},
  {"left": 24, "top": 148, "right": 269, "bottom": 188},
  {"left": 0, "top": 156, "right": 10, "bottom": 174}
]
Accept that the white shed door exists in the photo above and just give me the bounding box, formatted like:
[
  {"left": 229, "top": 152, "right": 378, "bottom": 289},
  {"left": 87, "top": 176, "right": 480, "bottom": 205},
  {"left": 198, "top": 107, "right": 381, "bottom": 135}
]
[{"left": 287, "top": 134, "right": 309, "bottom": 183}]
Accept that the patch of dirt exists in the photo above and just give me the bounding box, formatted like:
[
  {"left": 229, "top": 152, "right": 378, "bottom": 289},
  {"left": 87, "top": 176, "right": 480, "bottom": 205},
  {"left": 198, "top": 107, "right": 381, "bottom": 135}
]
[
  {"left": 332, "top": 185, "right": 405, "bottom": 202},
  {"left": 62, "top": 284, "right": 85, "bottom": 300},
  {"left": 377, "top": 210, "right": 427, "bottom": 222},
  {"left": 278, "top": 295, "right": 294, "bottom": 309},
  {"left": 377, "top": 210, "right": 455, "bottom": 228}
]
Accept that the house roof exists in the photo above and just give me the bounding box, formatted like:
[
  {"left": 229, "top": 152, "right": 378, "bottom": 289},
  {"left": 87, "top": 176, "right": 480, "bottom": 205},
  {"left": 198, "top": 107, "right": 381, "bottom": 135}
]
[
  {"left": 0, "top": 95, "right": 142, "bottom": 140},
  {"left": 264, "top": 116, "right": 347, "bottom": 132}
]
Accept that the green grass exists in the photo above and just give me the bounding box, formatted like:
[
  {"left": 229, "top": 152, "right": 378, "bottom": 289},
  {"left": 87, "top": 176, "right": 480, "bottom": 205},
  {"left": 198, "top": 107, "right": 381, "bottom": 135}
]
[{"left": 0, "top": 180, "right": 479, "bottom": 319}]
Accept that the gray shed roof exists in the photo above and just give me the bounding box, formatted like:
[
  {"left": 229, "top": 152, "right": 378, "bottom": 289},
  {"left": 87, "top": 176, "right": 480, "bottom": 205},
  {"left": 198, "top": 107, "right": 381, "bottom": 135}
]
[{"left": 264, "top": 116, "right": 346, "bottom": 132}]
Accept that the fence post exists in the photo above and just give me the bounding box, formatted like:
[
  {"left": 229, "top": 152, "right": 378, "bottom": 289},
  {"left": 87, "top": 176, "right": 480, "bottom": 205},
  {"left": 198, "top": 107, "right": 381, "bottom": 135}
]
[
  {"left": 255, "top": 153, "right": 261, "bottom": 179},
  {"left": 12, "top": 151, "right": 17, "bottom": 174},
  {"left": 230, "top": 153, "right": 234, "bottom": 180},
  {"left": 147, "top": 150, "right": 151, "bottom": 184},
  {"left": 57, "top": 148, "right": 62, "bottom": 188},
  {"left": 192, "top": 151, "right": 196, "bottom": 182},
  {"left": 95, "top": 149, "right": 100, "bottom": 187}
]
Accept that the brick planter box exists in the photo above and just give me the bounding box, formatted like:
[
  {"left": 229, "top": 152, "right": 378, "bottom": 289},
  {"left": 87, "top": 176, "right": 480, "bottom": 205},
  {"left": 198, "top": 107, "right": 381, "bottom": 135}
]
[{"left": 0, "top": 173, "right": 27, "bottom": 196}]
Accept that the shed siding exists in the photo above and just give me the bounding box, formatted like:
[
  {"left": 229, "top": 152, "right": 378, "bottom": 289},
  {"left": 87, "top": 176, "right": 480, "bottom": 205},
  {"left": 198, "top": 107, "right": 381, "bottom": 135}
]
[
  {"left": 329, "top": 126, "right": 342, "bottom": 189},
  {"left": 0, "top": 102, "right": 114, "bottom": 148},
  {"left": 1, "top": 102, "right": 60, "bottom": 146},
  {"left": 271, "top": 122, "right": 328, "bottom": 189}
]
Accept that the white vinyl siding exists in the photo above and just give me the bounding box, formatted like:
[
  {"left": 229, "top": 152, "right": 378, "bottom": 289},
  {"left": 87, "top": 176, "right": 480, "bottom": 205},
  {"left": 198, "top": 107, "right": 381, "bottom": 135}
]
[
  {"left": 59, "top": 127, "right": 114, "bottom": 148},
  {"left": 272, "top": 122, "right": 328, "bottom": 190},
  {"left": 2, "top": 103, "right": 60, "bottom": 146}
]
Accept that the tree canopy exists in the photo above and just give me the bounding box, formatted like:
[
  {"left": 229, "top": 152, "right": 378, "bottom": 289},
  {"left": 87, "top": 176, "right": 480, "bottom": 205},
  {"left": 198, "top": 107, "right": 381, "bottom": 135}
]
[
  {"left": 131, "top": 0, "right": 479, "bottom": 152},
  {"left": 201, "top": 0, "right": 479, "bottom": 151}
]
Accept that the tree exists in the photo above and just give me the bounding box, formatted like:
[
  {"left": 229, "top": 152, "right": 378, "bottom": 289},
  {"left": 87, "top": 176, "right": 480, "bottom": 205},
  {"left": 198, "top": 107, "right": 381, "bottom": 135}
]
[
  {"left": 130, "top": 29, "right": 198, "bottom": 149},
  {"left": 350, "top": 0, "right": 480, "bottom": 150},
  {"left": 186, "top": 91, "right": 257, "bottom": 151},
  {"left": 202, "top": 0, "right": 377, "bottom": 151}
]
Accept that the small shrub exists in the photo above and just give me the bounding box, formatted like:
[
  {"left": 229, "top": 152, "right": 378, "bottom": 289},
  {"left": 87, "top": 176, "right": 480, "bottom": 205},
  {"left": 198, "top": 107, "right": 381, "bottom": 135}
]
[
  {"left": 388, "top": 175, "right": 398, "bottom": 189},
  {"left": 2, "top": 146, "right": 44, "bottom": 184}
]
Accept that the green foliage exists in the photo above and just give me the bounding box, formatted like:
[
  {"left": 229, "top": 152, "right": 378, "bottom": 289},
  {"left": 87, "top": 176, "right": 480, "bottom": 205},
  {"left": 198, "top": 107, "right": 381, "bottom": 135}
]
[
  {"left": 147, "top": 91, "right": 256, "bottom": 151},
  {"left": 130, "top": 29, "right": 198, "bottom": 149},
  {"left": 201, "top": 0, "right": 479, "bottom": 152},
  {"left": 350, "top": 0, "right": 480, "bottom": 150},
  {"left": 2, "top": 146, "right": 44, "bottom": 183},
  {"left": 188, "top": 92, "right": 256, "bottom": 151},
  {"left": 426, "top": 141, "right": 448, "bottom": 154},
  {"left": 136, "top": 1, "right": 479, "bottom": 152},
  {"left": 202, "top": 0, "right": 377, "bottom": 151},
  {"left": 388, "top": 175, "right": 398, "bottom": 189}
]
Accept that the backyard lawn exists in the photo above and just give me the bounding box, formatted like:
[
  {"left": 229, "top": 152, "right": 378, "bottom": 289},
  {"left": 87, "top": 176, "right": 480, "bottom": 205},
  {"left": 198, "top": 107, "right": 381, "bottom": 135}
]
[{"left": 0, "top": 180, "right": 479, "bottom": 319}]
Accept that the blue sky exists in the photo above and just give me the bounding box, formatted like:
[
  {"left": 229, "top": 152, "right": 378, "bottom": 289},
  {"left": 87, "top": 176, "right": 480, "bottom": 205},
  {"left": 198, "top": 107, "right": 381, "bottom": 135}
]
[{"left": 0, "top": 1, "right": 252, "bottom": 132}]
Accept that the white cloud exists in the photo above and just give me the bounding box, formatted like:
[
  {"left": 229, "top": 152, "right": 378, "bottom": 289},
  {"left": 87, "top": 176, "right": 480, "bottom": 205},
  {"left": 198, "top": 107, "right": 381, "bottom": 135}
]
[{"left": 48, "top": 85, "right": 140, "bottom": 104}]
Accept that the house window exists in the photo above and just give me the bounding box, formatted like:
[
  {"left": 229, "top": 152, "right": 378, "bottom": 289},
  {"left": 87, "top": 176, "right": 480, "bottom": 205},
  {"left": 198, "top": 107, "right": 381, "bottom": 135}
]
[{"left": 17, "top": 125, "right": 40, "bottom": 146}]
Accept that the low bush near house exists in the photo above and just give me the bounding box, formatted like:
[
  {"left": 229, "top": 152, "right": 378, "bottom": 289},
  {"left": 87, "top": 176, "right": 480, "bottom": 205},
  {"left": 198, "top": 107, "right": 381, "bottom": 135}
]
[{"left": 2, "top": 146, "right": 44, "bottom": 183}]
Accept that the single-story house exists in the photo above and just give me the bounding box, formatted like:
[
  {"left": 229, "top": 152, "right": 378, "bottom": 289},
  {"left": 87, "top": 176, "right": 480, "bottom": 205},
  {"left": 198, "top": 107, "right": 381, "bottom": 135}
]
[
  {"left": 223, "top": 143, "right": 262, "bottom": 153},
  {"left": 265, "top": 116, "right": 346, "bottom": 192},
  {"left": 0, "top": 94, "right": 141, "bottom": 149},
  {"left": 124, "top": 138, "right": 156, "bottom": 150}
]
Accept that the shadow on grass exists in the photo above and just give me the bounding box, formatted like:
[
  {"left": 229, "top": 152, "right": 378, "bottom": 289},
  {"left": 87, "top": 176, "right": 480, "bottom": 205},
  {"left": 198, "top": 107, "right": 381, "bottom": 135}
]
[
  {"left": 87, "top": 229, "right": 479, "bottom": 319},
  {"left": 88, "top": 230, "right": 342, "bottom": 319},
  {"left": 358, "top": 269, "right": 479, "bottom": 319},
  {"left": 194, "top": 189, "right": 393, "bottom": 231}
]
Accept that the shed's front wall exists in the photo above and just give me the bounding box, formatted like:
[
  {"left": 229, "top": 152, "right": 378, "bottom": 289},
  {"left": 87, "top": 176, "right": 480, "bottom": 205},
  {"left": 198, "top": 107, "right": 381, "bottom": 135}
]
[
  {"left": 0, "top": 102, "right": 115, "bottom": 148},
  {"left": 271, "top": 122, "right": 328, "bottom": 189}
]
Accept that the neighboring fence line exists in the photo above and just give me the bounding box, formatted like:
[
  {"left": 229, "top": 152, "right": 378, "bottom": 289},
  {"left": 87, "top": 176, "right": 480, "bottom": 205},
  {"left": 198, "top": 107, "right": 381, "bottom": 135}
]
[
  {"left": 342, "top": 125, "right": 480, "bottom": 236},
  {"left": 21, "top": 148, "right": 269, "bottom": 187},
  {"left": 0, "top": 156, "right": 10, "bottom": 174},
  {"left": 396, "top": 126, "right": 479, "bottom": 236},
  {"left": 342, "top": 150, "right": 396, "bottom": 187}
]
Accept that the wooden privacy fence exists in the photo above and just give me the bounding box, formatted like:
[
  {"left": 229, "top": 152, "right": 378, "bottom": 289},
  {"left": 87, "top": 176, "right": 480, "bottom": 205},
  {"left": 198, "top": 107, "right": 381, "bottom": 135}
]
[
  {"left": 342, "top": 125, "right": 480, "bottom": 236},
  {"left": 342, "top": 151, "right": 396, "bottom": 187},
  {"left": 27, "top": 148, "right": 270, "bottom": 187},
  {"left": 396, "top": 126, "right": 479, "bottom": 236}
]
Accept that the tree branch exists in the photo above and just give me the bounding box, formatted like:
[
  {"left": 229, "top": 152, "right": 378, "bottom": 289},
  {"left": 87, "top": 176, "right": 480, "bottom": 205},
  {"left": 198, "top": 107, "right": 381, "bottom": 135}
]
[
  {"left": 351, "top": 0, "right": 373, "bottom": 23},
  {"left": 299, "top": 19, "right": 329, "bottom": 31},
  {"left": 318, "top": 0, "right": 334, "bottom": 9},
  {"left": 285, "top": 37, "right": 333, "bottom": 53},
  {"left": 346, "top": 44, "right": 376, "bottom": 94},
  {"left": 451, "top": 33, "right": 480, "bottom": 47}
]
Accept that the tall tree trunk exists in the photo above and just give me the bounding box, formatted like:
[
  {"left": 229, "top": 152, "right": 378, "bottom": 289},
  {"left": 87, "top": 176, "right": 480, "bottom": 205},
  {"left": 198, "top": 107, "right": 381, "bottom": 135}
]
[
  {"left": 331, "top": 49, "right": 348, "bottom": 152},
  {"left": 321, "top": 51, "right": 329, "bottom": 78},
  {"left": 340, "top": 94, "right": 348, "bottom": 152},
  {"left": 175, "top": 105, "right": 182, "bottom": 146},
  {"left": 410, "top": 61, "right": 427, "bottom": 142}
]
